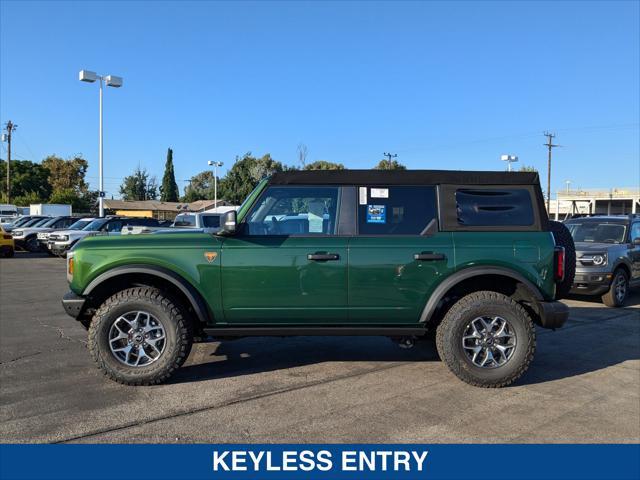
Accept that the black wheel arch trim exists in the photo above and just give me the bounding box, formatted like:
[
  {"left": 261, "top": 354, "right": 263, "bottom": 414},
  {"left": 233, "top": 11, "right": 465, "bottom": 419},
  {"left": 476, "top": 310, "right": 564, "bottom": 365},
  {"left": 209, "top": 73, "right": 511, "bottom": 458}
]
[
  {"left": 82, "top": 264, "right": 212, "bottom": 325},
  {"left": 419, "top": 266, "right": 545, "bottom": 323}
]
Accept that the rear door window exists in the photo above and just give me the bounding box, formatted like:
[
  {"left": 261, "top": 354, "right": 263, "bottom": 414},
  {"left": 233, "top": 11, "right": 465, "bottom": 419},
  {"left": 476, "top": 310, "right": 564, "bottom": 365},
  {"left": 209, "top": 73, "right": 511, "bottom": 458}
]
[
  {"left": 357, "top": 186, "right": 437, "bottom": 235},
  {"left": 455, "top": 188, "right": 534, "bottom": 226}
]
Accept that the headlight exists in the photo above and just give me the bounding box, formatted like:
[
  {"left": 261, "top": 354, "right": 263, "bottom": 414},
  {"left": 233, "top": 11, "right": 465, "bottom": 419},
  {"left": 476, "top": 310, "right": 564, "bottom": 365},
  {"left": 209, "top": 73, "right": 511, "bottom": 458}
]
[
  {"left": 60, "top": 235, "right": 69, "bottom": 242},
  {"left": 580, "top": 253, "right": 607, "bottom": 266},
  {"left": 592, "top": 254, "right": 607, "bottom": 266},
  {"left": 12, "top": 230, "right": 23, "bottom": 237}
]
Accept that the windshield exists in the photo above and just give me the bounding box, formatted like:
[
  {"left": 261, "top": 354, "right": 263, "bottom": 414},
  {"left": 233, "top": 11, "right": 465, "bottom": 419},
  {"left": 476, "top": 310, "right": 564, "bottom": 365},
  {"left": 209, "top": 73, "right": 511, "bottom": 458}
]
[
  {"left": 202, "top": 215, "right": 221, "bottom": 228},
  {"left": 11, "top": 217, "right": 32, "bottom": 227},
  {"left": 173, "top": 214, "right": 196, "bottom": 227},
  {"left": 41, "top": 217, "right": 61, "bottom": 228},
  {"left": 68, "top": 219, "right": 92, "bottom": 230},
  {"left": 23, "top": 217, "right": 48, "bottom": 227},
  {"left": 567, "top": 222, "right": 627, "bottom": 244},
  {"left": 82, "top": 218, "right": 109, "bottom": 231}
]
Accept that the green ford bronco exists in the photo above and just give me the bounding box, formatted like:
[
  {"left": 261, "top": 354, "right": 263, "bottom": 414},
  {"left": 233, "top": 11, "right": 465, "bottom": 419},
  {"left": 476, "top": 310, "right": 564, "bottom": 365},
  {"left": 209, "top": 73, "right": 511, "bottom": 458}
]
[{"left": 62, "top": 170, "right": 573, "bottom": 387}]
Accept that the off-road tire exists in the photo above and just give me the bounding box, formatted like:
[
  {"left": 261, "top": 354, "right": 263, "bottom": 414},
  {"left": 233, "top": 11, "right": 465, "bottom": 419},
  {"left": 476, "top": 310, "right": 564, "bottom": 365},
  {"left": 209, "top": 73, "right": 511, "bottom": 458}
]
[
  {"left": 88, "top": 287, "right": 192, "bottom": 385},
  {"left": 549, "top": 220, "right": 576, "bottom": 299},
  {"left": 436, "top": 291, "right": 536, "bottom": 388},
  {"left": 25, "top": 235, "right": 41, "bottom": 252},
  {"left": 601, "top": 268, "right": 629, "bottom": 308}
]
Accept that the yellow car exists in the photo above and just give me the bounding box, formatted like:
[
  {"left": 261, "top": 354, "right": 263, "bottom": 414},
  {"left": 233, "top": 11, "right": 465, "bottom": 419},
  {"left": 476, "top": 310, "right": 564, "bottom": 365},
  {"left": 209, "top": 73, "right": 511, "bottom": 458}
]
[{"left": 0, "top": 225, "right": 15, "bottom": 257}]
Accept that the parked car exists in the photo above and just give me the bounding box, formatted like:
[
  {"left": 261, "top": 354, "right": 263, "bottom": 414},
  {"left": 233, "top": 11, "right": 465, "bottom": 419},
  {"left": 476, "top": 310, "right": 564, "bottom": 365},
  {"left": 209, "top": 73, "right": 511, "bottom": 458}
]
[
  {"left": 566, "top": 215, "right": 640, "bottom": 307},
  {"left": 11, "top": 216, "right": 78, "bottom": 252},
  {"left": 172, "top": 212, "right": 224, "bottom": 231},
  {"left": 49, "top": 216, "right": 159, "bottom": 257},
  {"left": 2, "top": 215, "right": 48, "bottom": 233},
  {"left": 62, "top": 170, "right": 574, "bottom": 387},
  {"left": 0, "top": 225, "right": 14, "bottom": 258},
  {"left": 37, "top": 217, "right": 95, "bottom": 252}
]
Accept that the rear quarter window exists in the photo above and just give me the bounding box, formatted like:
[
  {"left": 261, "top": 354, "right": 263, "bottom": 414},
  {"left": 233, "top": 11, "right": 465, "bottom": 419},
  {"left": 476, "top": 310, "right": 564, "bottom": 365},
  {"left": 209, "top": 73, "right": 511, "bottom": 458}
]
[{"left": 455, "top": 188, "right": 534, "bottom": 227}]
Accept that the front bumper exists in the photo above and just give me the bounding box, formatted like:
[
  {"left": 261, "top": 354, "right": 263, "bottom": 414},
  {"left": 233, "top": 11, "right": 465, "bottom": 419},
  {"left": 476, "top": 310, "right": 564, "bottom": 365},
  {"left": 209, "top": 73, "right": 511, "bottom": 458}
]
[
  {"left": 570, "top": 271, "right": 613, "bottom": 296},
  {"left": 62, "top": 291, "right": 86, "bottom": 319},
  {"left": 537, "top": 301, "right": 569, "bottom": 329},
  {"left": 48, "top": 241, "right": 72, "bottom": 254}
]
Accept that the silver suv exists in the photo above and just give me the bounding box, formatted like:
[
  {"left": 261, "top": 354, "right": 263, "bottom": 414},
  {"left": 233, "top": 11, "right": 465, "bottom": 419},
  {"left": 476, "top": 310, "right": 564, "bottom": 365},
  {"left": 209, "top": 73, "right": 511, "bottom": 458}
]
[{"left": 566, "top": 215, "right": 640, "bottom": 307}]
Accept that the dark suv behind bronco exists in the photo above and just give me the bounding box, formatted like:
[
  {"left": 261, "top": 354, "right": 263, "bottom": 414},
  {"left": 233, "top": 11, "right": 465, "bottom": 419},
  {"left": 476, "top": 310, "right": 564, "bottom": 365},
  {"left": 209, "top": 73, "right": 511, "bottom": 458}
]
[{"left": 63, "top": 170, "right": 573, "bottom": 387}]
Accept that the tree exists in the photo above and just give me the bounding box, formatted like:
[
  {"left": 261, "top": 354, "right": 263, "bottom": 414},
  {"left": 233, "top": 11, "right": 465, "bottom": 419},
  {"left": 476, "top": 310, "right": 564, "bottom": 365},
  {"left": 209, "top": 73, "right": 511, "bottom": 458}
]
[
  {"left": 160, "top": 148, "right": 179, "bottom": 202},
  {"left": 0, "top": 159, "right": 51, "bottom": 202},
  {"left": 374, "top": 159, "right": 406, "bottom": 170},
  {"left": 304, "top": 160, "right": 345, "bottom": 170},
  {"left": 519, "top": 165, "right": 537, "bottom": 172},
  {"left": 119, "top": 167, "right": 158, "bottom": 201},
  {"left": 11, "top": 191, "right": 42, "bottom": 207},
  {"left": 219, "top": 153, "right": 284, "bottom": 204},
  {"left": 182, "top": 171, "right": 215, "bottom": 202},
  {"left": 41, "top": 155, "right": 89, "bottom": 194},
  {"left": 49, "top": 188, "right": 99, "bottom": 212}
]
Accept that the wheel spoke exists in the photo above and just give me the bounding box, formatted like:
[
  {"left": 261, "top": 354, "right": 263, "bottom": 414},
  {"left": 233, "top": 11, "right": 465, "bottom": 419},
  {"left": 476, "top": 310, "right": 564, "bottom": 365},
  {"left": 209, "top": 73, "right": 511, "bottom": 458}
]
[{"left": 109, "top": 311, "right": 166, "bottom": 368}]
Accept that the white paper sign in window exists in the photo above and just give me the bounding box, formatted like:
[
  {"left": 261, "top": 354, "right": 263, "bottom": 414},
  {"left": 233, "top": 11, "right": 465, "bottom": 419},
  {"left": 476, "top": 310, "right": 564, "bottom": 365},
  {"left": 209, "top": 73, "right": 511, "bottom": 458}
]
[{"left": 370, "top": 188, "right": 389, "bottom": 198}]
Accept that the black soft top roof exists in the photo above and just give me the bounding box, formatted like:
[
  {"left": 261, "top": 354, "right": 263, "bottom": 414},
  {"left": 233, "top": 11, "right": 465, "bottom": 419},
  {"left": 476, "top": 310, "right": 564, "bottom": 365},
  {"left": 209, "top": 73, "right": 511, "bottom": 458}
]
[{"left": 269, "top": 169, "right": 540, "bottom": 186}]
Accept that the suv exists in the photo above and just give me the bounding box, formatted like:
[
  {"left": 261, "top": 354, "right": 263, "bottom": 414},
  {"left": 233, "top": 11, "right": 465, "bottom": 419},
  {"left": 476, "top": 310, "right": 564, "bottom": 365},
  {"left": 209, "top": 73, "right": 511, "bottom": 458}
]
[
  {"left": 62, "top": 170, "right": 571, "bottom": 387},
  {"left": 11, "top": 216, "right": 77, "bottom": 252},
  {"left": 566, "top": 215, "right": 640, "bottom": 307},
  {"left": 49, "top": 217, "right": 159, "bottom": 257}
]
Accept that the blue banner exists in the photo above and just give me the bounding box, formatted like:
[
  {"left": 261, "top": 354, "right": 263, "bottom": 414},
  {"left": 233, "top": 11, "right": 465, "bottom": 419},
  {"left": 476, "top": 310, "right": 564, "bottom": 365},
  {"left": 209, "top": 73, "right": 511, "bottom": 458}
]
[{"left": 1, "top": 444, "right": 638, "bottom": 480}]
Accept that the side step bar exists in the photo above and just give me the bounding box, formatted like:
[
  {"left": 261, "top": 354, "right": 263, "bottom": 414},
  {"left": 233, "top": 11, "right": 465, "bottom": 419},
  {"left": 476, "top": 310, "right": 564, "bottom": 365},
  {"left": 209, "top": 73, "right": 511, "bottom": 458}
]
[{"left": 202, "top": 327, "right": 427, "bottom": 337}]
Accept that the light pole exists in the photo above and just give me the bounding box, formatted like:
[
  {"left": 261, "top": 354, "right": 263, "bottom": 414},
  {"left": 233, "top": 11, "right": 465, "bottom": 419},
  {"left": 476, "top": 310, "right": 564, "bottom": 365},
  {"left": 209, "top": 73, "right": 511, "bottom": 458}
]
[
  {"left": 79, "top": 70, "right": 123, "bottom": 217},
  {"left": 500, "top": 154, "right": 519, "bottom": 172},
  {"left": 565, "top": 180, "right": 571, "bottom": 194},
  {"left": 208, "top": 161, "right": 223, "bottom": 210}
]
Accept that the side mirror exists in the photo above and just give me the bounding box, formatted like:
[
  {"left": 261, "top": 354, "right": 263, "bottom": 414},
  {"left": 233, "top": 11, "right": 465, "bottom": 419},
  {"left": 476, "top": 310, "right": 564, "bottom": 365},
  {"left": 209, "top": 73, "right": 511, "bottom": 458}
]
[{"left": 221, "top": 210, "right": 237, "bottom": 235}]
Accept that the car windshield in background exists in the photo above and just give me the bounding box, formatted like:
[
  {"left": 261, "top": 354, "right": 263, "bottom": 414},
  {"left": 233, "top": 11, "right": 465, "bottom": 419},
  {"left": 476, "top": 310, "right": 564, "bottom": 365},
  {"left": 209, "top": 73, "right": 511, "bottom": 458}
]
[
  {"left": 23, "top": 218, "right": 48, "bottom": 227},
  {"left": 201, "top": 215, "right": 221, "bottom": 228},
  {"left": 68, "top": 219, "right": 92, "bottom": 230},
  {"left": 41, "top": 217, "right": 60, "bottom": 228},
  {"left": 567, "top": 222, "right": 627, "bottom": 244},
  {"left": 82, "top": 219, "right": 109, "bottom": 231},
  {"left": 11, "top": 217, "right": 32, "bottom": 227},
  {"left": 174, "top": 215, "right": 196, "bottom": 227}
]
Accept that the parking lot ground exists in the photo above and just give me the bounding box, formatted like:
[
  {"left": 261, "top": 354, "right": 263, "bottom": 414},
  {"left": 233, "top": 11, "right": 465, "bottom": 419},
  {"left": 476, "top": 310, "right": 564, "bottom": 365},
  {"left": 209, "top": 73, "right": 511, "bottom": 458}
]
[{"left": 1, "top": 253, "right": 639, "bottom": 444}]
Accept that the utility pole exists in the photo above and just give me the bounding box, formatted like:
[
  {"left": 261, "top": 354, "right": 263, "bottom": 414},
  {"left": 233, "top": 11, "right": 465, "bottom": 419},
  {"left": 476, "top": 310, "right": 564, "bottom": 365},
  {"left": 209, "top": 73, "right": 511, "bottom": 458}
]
[
  {"left": 383, "top": 152, "right": 397, "bottom": 163},
  {"left": 3, "top": 121, "right": 17, "bottom": 204},
  {"left": 543, "top": 132, "right": 558, "bottom": 212}
]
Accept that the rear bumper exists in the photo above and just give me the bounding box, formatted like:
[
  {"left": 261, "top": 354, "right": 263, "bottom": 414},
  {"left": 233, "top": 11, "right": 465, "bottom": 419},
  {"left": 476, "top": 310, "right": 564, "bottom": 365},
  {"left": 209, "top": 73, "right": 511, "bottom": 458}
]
[
  {"left": 62, "top": 291, "right": 86, "bottom": 319},
  {"left": 537, "top": 301, "right": 569, "bottom": 329}
]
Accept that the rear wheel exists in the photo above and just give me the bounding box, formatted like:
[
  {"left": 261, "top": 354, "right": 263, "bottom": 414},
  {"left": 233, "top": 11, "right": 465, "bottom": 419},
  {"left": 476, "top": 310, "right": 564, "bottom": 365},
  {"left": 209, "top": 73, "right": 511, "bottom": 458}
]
[
  {"left": 88, "top": 287, "right": 193, "bottom": 385},
  {"left": 549, "top": 220, "right": 575, "bottom": 299},
  {"left": 436, "top": 291, "right": 536, "bottom": 388},
  {"left": 601, "top": 268, "right": 629, "bottom": 308}
]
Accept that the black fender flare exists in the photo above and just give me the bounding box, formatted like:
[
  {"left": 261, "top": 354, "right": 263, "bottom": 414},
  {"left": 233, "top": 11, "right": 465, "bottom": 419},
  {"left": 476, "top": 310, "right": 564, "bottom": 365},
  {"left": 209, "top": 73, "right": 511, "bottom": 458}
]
[
  {"left": 419, "top": 266, "right": 544, "bottom": 323},
  {"left": 83, "top": 264, "right": 212, "bottom": 325}
]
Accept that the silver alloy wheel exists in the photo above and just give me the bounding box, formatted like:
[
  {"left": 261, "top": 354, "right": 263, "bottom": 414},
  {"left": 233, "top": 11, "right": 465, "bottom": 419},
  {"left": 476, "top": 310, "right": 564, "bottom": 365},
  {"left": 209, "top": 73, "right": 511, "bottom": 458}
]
[
  {"left": 462, "top": 316, "right": 517, "bottom": 369},
  {"left": 108, "top": 311, "right": 166, "bottom": 367},
  {"left": 614, "top": 273, "right": 627, "bottom": 303}
]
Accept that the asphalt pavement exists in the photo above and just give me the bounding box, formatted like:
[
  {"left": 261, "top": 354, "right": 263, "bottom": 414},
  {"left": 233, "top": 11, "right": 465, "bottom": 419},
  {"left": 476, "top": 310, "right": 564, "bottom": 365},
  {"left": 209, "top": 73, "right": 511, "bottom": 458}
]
[{"left": 1, "top": 253, "right": 638, "bottom": 443}]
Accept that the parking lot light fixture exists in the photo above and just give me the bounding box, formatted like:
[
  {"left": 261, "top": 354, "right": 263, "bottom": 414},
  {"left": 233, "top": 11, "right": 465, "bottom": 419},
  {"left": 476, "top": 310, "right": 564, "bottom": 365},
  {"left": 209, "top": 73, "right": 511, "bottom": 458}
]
[
  {"left": 500, "top": 154, "right": 519, "bottom": 172},
  {"left": 208, "top": 161, "right": 224, "bottom": 210},
  {"left": 79, "top": 69, "right": 124, "bottom": 217}
]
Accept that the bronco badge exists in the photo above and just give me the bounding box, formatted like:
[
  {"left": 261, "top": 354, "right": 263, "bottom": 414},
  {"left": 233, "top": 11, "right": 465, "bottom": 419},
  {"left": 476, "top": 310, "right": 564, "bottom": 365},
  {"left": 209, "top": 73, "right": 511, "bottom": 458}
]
[{"left": 204, "top": 252, "right": 217, "bottom": 263}]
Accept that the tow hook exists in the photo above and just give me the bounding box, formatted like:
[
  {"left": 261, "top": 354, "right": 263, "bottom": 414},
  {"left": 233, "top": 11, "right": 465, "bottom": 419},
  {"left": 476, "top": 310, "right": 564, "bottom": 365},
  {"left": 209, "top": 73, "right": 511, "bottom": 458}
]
[{"left": 393, "top": 336, "right": 416, "bottom": 349}]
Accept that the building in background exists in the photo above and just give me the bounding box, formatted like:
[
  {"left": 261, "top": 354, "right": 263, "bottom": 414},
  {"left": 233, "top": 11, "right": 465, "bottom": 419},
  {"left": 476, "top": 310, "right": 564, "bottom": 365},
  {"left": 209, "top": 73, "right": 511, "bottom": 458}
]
[
  {"left": 550, "top": 187, "right": 640, "bottom": 220},
  {"left": 102, "top": 199, "right": 229, "bottom": 221}
]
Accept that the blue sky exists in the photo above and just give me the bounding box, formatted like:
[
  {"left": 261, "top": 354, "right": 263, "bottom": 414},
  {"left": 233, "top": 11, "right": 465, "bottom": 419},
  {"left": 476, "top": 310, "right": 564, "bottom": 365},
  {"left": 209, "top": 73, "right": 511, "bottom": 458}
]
[{"left": 1, "top": 0, "right": 638, "bottom": 199}]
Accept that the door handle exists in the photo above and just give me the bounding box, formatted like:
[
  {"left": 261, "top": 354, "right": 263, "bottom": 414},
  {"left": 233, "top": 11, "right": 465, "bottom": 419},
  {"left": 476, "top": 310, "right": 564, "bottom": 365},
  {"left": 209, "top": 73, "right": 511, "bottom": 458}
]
[
  {"left": 414, "top": 252, "right": 446, "bottom": 261},
  {"left": 308, "top": 253, "right": 340, "bottom": 261}
]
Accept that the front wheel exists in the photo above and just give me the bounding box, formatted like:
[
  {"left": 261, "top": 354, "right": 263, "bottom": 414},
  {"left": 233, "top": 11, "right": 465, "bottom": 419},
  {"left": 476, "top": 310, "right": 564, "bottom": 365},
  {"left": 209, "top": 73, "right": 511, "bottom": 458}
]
[
  {"left": 88, "top": 287, "right": 193, "bottom": 385},
  {"left": 601, "top": 269, "right": 629, "bottom": 308},
  {"left": 436, "top": 291, "right": 536, "bottom": 388}
]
